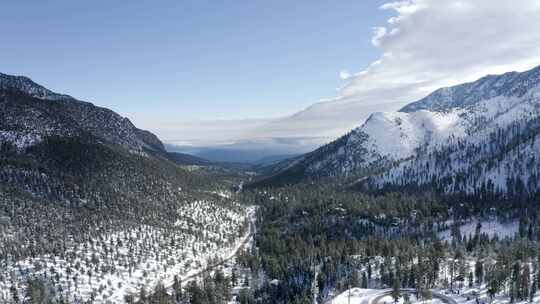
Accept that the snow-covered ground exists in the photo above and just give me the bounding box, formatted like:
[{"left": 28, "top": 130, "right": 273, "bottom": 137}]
[
  {"left": 331, "top": 288, "right": 446, "bottom": 304},
  {"left": 451, "top": 284, "right": 540, "bottom": 304},
  {"left": 360, "top": 110, "right": 465, "bottom": 161},
  {"left": 0, "top": 200, "right": 253, "bottom": 303},
  {"left": 332, "top": 288, "right": 383, "bottom": 304},
  {"left": 331, "top": 253, "right": 540, "bottom": 304},
  {"left": 0, "top": 130, "right": 42, "bottom": 150},
  {"left": 330, "top": 287, "right": 540, "bottom": 304},
  {"left": 437, "top": 218, "right": 519, "bottom": 241},
  {"left": 378, "top": 293, "right": 444, "bottom": 304}
]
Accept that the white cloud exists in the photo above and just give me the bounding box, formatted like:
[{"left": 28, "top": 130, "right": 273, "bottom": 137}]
[
  {"left": 246, "top": 0, "right": 540, "bottom": 143},
  {"left": 371, "top": 27, "right": 388, "bottom": 47},
  {"left": 339, "top": 70, "right": 351, "bottom": 80},
  {"left": 158, "top": 0, "right": 540, "bottom": 153},
  {"left": 146, "top": 118, "right": 271, "bottom": 147},
  {"left": 339, "top": 0, "right": 540, "bottom": 101}
]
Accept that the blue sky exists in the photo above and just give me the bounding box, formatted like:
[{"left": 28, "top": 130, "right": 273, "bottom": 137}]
[
  {"left": 4, "top": 0, "right": 539, "bottom": 151},
  {"left": 0, "top": 0, "right": 389, "bottom": 125}
]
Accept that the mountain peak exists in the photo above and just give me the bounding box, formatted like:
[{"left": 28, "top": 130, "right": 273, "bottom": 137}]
[
  {"left": 400, "top": 64, "right": 540, "bottom": 113},
  {"left": 251, "top": 64, "right": 540, "bottom": 190},
  {"left": 0, "top": 71, "right": 169, "bottom": 154},
  {"left": 0, "top": 72, "right": 72, "bottom": 101}
]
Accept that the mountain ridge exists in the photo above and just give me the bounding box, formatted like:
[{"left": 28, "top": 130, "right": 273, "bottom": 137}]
[
  {"left": 249, "top": 64, "right": 540, "bottom": 198},
  {"left": 400, "top": 65, "right": 540, "bottom": 112},
  {"left": 0, "top": 71, "right": 220, "bottom": 205},
  {"left": 0, "top": 72, "right": 72, "bottom": 100},
  {"left": 0, "top": 72, "right": 251, "bottom": 303}
]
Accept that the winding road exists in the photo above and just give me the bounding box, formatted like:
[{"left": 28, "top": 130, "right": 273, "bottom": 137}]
[
  {"left": 139, "top": 206, "right": 257, "bottom": 301},
  {"left": 370, "top": 289, "right": 458, "bottom": 304},
  {"left": 176, "top": 206, "right": 257, "bottom": 286}
]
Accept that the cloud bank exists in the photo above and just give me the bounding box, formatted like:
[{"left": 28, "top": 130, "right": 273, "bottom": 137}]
[{"left": 162, "top": 0, "right": 540, "bottom": 153}]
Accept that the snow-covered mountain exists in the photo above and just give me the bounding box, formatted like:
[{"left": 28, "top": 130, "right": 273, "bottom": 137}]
[
  {"left": 0, "top": 72, "right": 251, "bottom": 303},
  {"left": 0, "top": 72, "right": 166, "bottom": 154},
  {"left": 251, "top": 64, "right": 540, "bottom": 198},
  {"left": 0, "top": 72, "right": 72, "bottom": 101}
]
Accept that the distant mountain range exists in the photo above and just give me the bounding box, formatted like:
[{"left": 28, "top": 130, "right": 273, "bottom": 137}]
[
  {"left": 250, "top": 65, "right": 540, "bottom": 199},
  {"left": 167, "top": 139, "right": 313, "bottom": 164}
]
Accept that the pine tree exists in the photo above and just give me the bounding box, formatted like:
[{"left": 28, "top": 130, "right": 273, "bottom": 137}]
[
  {"left": 391, "top": 274, "right": 401, "bottom": 303},
  {"left": 139, "top": 286, "right": 147, "bottom": 303},
  {"left": 232, "top": 270, "right": 238, "bottom": 286},
  {"left": 474, "top": 260, "right": 484, "bottom": 285},
  {"left": 488, "top": 269, "right": 502, "bottom": 300},
  {"left": 10, "top": 284, "right": 20, "bottom": 304},
  {"left": 362, "top": 272, "right": 368, "bottom": 288},
  {"left": 522, "top": 264, "right": 531, "bottom": 301},
  {"left": 351, "top": 270, "right": 360, "bottom": 287},
  {"left": 173, "top": 275, "right": 182, "bottom": 301},
  {"left": 239, "top": 288, "right": 250, "bottom": 304},
  {"left": 519, "top": 218, "right": 528, "bottom": 239},
  {"left": 27, "top": 278, "right": 46, "bottom": 304},
  {"left": 512, "top": 262, "right": 521, "bottom": 301},
  {"left": 530, "top": 277, "right": 538, "bottom": 303},
  {"left": 403, "top": 293, "right": 411, "bottom": 304},
  {"left": 187, "top": 281, "right": 205, "bottom": 304},
  {"left": 451, "top": 222, "right": 462, "bottom": 245}
]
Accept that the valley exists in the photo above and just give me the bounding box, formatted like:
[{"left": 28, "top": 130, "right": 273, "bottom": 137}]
[
  {"left": 2, "top": 65, "right": 540, "bottom": 304},
  {"left": 4, "top": 1, "right": 540, "bottom": 303}
]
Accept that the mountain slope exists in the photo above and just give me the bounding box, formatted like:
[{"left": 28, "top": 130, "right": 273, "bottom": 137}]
[
  {"left": 250, "top": 64, "right": 540, "bottom": 197},
  {"left": 365, "top": 114, "right": 540, "bottom": 197},
  {"left": 0, "top": 72, "right": 250, "bottom": 303},
  {"left": 366, "top": 72, "right": 540, "bottom": 196},
  {"left": 248, "top": 128, "right": 390, "bottom": 187},
  {"left": 0, "top": 72, "right": 72, "bottom": 100},
  {"left": 399, "top": 68, "right": 538, "bottom": 113},
  {"left": 0, "top": 74, "right": 164, "bottom": 154},
  {"left": 0, "top": 71, "right": 226, "bottom": 227}
]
